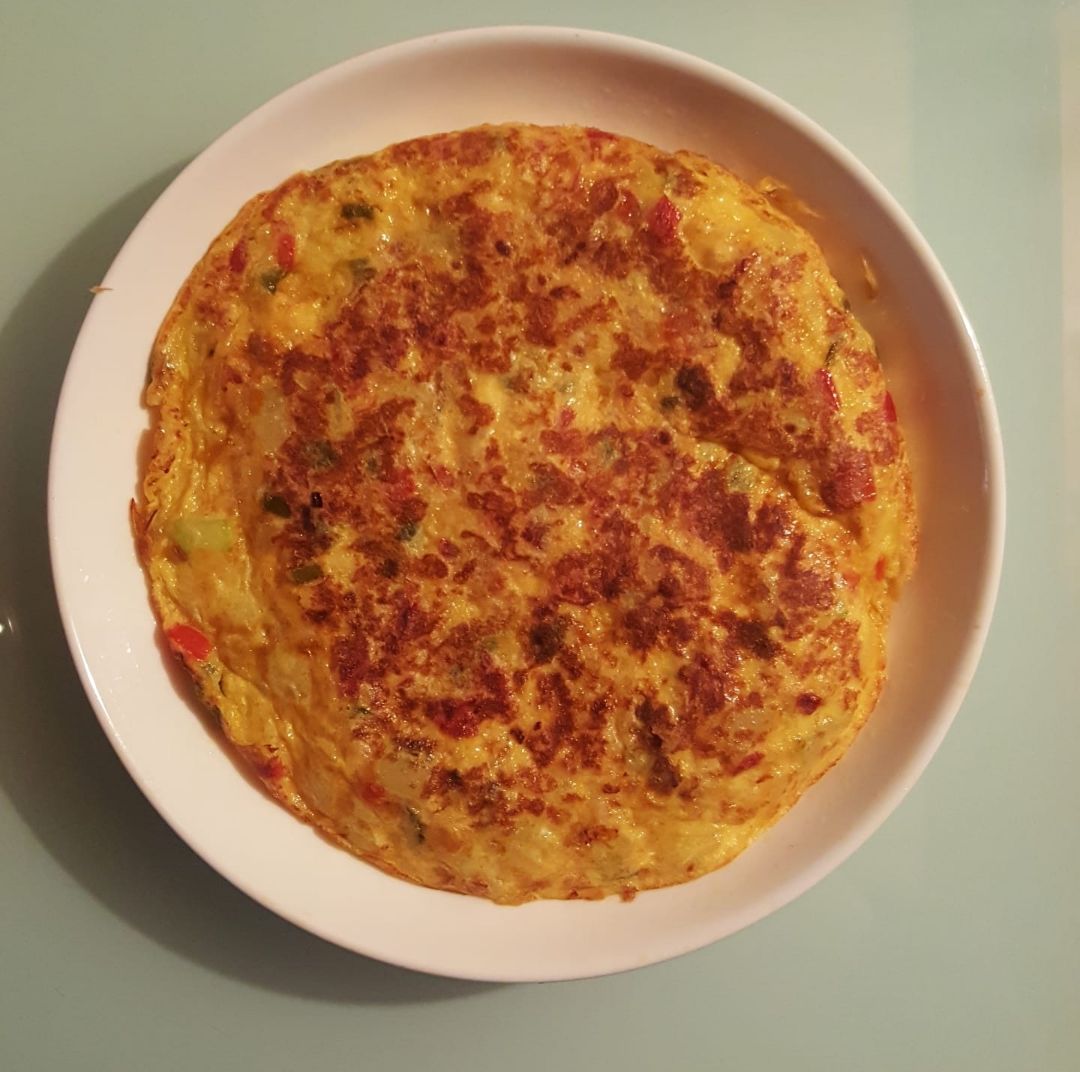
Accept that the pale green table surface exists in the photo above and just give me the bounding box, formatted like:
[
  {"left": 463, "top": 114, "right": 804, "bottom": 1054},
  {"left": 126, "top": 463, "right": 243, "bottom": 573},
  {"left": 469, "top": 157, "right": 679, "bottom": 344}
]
[{"left": 2, "top": 2, "right": 1076, "bottom": 1068}]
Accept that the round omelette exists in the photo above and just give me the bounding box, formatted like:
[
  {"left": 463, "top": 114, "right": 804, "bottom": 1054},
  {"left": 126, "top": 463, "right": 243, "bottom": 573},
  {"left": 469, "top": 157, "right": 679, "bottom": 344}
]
[{"left": 135, "top": 124, "right": 917, "bottom": 903}]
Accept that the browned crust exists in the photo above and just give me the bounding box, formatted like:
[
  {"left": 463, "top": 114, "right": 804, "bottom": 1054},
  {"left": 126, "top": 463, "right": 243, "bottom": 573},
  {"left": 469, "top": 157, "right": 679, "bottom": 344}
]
[{"left": 138, "top": 124, "right": 917, "bottom": 903}]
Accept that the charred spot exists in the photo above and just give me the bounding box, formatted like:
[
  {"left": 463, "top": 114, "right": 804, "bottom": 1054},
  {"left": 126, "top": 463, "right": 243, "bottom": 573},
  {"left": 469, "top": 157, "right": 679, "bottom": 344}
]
[
  {"left": 714, "top": 256, "right": 753, "bottom": 305},
  {"left": 796, "top": 692, "right": 822, "bottom": 715},
  {"left": 780, "top": 534, "right": 835, "bottom": 611},
  {"left": 378, "top": 557, "right": 400, "bottom": 579},
  {"left": 415, "top": 553, "right": 449, "bottom": 579},
  {"left": 674, "top": 364, "right": 714, "bottom": 411},
  {"left": 571, "top": 824, "right": 619, "bottom": 848},
  {"left": 611, "top": 337, "right": 655, "bottom": 381},
  {"left": 589, "top": 694, "right": 612, "bottom": 728},
  {"left": 623, "top": 603, "right": 664, "bottom": 652},
  {"left": 494, "top": 238, "right": 511, "bottom": 257},
  {"left": 521, "top": 521, "right": 548, "bottom": 549},
  {"left": 466, "top": 488, "right": 516, "bottom": 542},
  {"left": 636, "top": 697, "right": 689, "bottom": 754},
  {"left": 396, "top": 736, "right": 434, "bottom": 755},
  {"left": 591, "top": 239, "right": 632, "bottom": 279},
  {"left": 332, "top": 632, "right": 371, "bottom": 698},
  {"left": 525, "top": 672, "right": 574, "bottom": 768},
  {"left": 777, "top": 359, "right": 800, "bottom": 397},
  {"left": 393, "top": 495, "right": 427, "bottom": 528},
  {"left": 527, "top": 461, "right": 578, "bottom": 506},
  {"left": 678, "top": 653, "right": 729, "bottom": 722},
  {"left": 427, "top": 699, "right": 481, "bottom": 739},
  {"left": 686, "top": 470, "right": 754, "bottom": 554},
  {"left": 562, "top": 239, "right": 587, "bottom": 266},
  {"left": 634, "top": 699, "right": 684, "bottom": 793},
  {"left": 720, "top": 612, "right": 780, "bottom": 660},
  {"left": 456, "top": 392, "right": 495, "bottom": 434},
  {"left": 549, "top": 285, "right": 580, "bottom": 301},
  {"left": 754, "top": 502, "right": 790, "bottom": 552},
  {"left": 524, "top": 293, "right": 558, "bottom": 347},
  {"left": 648, "top": 545, "right": 710, "bottom": 604},
  {"left": 388, "top": 594, "right": 437, "bottom": 649},
  {"left": 553, "top": 515, "right": 638, "bottom": 605},
  {"left": 539, "top": 427, "right": 586, "bottom": 456},
  {"left": 528, "top": 613, "right": 568, "bottom": 665}
]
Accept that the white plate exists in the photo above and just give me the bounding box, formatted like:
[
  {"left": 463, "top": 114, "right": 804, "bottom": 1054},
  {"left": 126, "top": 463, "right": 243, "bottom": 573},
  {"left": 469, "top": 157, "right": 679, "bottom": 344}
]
[{"left": 48, "top": 27, "right": 1005, "bottom": 982}]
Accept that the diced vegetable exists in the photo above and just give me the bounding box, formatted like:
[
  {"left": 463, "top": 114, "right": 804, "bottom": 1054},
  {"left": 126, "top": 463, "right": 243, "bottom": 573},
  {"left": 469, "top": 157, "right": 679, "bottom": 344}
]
[
  {"left": 341, "top": 201, "right": 376, "bottom": 220},
  {"left": 396, "top": 520, "right": 419, "bottom": 542},
  {"left": 261, "top": 493, "right": 291, "bottom": 518},
  {"left": 816, "top": 368, "right": 841, "bottom": 412},
  {"left": 275, "top": 232, "right": 295, "bottom": 271},
  {"left": 647, "top": 196, "right": 681, "bottom": 243},
  {"left": 725, "top": 456, "right": 755, "bottom": 492},
  {"left": 348, "top": 257, "right": 377, "bottom": 284},
  {"left": 260, "top": 268, "right": 285, "bottom": 293},
  {"left": 302, "top": 439, "right": 338, "bottom": 470},
  {"left": 228, "top": 241, "right": 247, "bottom": 273},
  {"left": 404, "top": 806, "right": 426, "bottom": 845},
  {"left": 166, "top": 624, "right": 212, "bottom": 661},
  {"left": 883, "top": 391, "right": 897, "bottom": 423},
  {"left": 168, "top": 517, "right": 234, "bottom": 554},
  {"left": 289, "top": 563, "right": 323, "bottom": 584}
]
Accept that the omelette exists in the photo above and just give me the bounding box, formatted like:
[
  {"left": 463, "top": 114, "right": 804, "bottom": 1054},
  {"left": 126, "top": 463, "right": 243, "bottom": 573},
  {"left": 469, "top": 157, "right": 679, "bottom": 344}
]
[{"left": 134, "top": 124, "right": 917, "bottom": 903}]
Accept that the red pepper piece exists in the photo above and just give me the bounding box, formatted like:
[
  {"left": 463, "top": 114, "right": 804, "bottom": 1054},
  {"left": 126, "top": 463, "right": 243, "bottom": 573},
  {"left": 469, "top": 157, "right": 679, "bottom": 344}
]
[
  {"left": 731, "top": 751, "right": 764, "bottom": 774},
  {"left": 796, "top": 693, "right": 822, "bottom": 715},
  {"left": 359, "top": 780, "right": 386, "bottom": 805},
  {"left": 228, "top": 241, "right": 247, "bottom": 273},
  {"left": 874, "top": 556, "right": 887, "bottom": 581},
  {"left": 166, "top": 624, "right": 212, "bottom": 661},
  {"left": 275, "top": 232, "right": 296, "bottom": 272},
  {"left": 615, "top": 188, "right": 640, "bottom": 223},
  {"left": 883, "top": 390, "right": 897, "bottom": 423},
  {"left": 817, "top": 368, "right": 841, "bottom": 411},
  {"left": 647, "top": 195, "right": 681, "bottom": 243}
]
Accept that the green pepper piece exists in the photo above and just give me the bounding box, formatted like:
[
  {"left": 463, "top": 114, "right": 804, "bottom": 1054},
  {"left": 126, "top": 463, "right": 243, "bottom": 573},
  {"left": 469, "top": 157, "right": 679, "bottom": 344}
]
[
  {"left": 348, "top": 257, "right": 377, "bottom": 284},
  {"left": 289, "top": 563, "right": 323, "bottom": 584},
  {"left": 341, "top": 201, "right": 376, "bottom": 220},
  {"left": 169, "top": 517, "right": 234, "bottom": 554},
  {"left": 260, "top": 268, "right": 285, "bottom": 293}
]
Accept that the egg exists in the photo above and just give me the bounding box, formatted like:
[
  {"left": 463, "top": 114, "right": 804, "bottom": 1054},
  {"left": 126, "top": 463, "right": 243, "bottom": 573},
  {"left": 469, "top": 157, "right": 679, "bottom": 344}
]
[{"left": 135, "top": 125, "right": 917, "bottom": 903}]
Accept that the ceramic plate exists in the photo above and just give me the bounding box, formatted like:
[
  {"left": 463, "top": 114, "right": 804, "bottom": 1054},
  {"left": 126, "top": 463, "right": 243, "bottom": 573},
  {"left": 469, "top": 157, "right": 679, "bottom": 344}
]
[{"left": 48, "top": 27, "right": 1004, "bottom": 981}]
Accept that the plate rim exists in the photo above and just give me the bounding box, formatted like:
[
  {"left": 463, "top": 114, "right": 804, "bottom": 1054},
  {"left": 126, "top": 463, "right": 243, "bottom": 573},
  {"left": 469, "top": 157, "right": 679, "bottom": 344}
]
[{"left": 47, "top": 24, "right": 1006, "bottom": 982}]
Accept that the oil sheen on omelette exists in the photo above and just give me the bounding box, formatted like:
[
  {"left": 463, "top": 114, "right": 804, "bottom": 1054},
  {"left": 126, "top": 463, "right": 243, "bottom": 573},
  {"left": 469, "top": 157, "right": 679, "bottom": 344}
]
[{"left": 135, "top": 124, "right": 917, "bottom": 903}]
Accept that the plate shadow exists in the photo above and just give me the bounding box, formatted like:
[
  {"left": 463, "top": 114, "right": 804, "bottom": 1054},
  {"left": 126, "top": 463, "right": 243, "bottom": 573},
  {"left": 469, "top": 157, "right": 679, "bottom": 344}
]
[{"left": 0, "top": 169, "right": 497, "bottom": 1005}]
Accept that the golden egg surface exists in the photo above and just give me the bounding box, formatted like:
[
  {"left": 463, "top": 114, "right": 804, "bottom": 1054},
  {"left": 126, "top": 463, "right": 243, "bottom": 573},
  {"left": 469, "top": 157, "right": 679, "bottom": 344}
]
[{"left": 136, "top": 124, "right": 917, "bottom": 903}]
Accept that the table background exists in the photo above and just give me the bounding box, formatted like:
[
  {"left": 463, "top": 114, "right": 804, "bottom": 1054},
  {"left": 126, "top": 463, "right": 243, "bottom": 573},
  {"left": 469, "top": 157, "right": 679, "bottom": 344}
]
[{"left": 2, "top": 1, "right": 1076, "bottom": 1068}]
